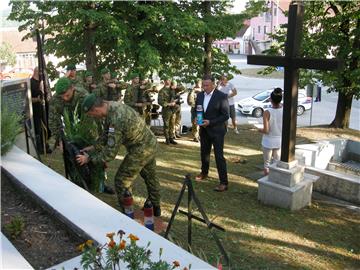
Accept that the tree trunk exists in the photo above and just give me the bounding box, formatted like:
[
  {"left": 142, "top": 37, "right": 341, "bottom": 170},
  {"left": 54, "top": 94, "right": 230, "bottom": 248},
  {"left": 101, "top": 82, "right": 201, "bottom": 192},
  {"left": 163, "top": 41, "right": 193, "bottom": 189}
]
[
  {"left": 202, "top": 1, "right": 212, "bottom": 76},
  {"left": 330, "top": 91, "right": 353, "bottom": 128},
  {"left": 203, "top": 33, "right": 212, "bottom": 77},
  {"left": 84, "top": 3, "right": 97, "bottom": 75},
  {"left": 84, "top": 25, "right": 97, "bottom": 75}
]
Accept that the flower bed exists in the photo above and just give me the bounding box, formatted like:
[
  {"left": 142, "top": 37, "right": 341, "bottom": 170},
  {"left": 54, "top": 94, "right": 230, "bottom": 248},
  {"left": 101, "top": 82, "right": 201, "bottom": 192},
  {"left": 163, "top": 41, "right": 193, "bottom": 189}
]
[{"left": 1, "top": 171, "right": 85, "bottom": 269}]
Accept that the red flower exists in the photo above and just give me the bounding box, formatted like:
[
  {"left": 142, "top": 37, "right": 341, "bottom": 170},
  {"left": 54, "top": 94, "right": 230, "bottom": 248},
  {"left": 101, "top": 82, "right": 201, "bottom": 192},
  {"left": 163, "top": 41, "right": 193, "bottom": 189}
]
[{"left": 108, "top": 239, "right": 116, "bottom": 248}]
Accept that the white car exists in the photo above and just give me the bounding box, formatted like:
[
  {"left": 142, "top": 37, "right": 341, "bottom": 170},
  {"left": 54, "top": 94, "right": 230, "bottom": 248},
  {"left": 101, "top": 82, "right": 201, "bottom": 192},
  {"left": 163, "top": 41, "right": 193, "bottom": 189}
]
[{"left": 237, "top": 89, "right": 312, "bottom": 118}]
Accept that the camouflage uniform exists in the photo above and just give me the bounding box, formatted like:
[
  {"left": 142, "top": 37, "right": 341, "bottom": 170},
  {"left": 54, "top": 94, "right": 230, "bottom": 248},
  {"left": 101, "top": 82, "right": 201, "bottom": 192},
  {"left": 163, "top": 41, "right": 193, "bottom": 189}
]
[
  {"left": 68, "top": 76, "right": 84, "bottom": 89},
  {"left": 94, "top": 79, "right": 123, "bottom": 101},
  {"left": 48, "top": 87, "right": 88, "bottom": 141},
  {"left": 140, "top": 81, "right": 154, "bottom": 125},
  {"left": 49, "top": 86, "right": 106, "bottom": 192},
  {"left": 89, "top": 102, "right": 161, "bottom": 207},
  {"left": 124, "top": 83, "right": 140, "bottom": 112},
  {"left": 158, "top": 85, "right": 177, "bottom": 142},
  {"left": 187, "top": 86, "right": 201, "bottom": 140},
  {"left": 173, "top": 85, "right": 186, "bottom": 137}
]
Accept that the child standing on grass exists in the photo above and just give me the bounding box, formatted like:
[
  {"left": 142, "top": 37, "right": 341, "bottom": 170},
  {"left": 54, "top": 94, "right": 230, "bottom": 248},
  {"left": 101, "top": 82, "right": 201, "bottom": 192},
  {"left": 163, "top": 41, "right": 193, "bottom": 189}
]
[{"left": 258, "top": 88, "right": 283, "bottom": 175}]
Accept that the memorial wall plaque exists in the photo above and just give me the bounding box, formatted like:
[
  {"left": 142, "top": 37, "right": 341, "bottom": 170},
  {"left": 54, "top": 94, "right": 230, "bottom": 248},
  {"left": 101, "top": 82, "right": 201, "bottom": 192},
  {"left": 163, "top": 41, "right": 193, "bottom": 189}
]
[{"left": 1, "top": 78, "right": 33, "bottom": 121}]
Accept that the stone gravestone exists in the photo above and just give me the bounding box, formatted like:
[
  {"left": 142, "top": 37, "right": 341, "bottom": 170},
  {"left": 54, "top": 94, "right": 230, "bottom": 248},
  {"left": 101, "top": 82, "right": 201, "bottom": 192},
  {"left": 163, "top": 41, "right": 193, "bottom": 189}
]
[
  {"left": 247, "top": 1, "right": 341, "bottom": 210},
  {"left": 1, "top": 78, "right": 37, "bottom": 155}
]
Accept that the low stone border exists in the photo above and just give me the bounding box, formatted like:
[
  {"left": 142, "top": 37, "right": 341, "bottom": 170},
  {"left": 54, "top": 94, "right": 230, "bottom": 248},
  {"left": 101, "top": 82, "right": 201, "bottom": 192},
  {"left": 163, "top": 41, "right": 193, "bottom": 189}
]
[
  {"left": 1, "top": 146, "right": 215, "bottom": 269},
  {"left": 1, "top": 232, "right": 34, "bottom": 269}
]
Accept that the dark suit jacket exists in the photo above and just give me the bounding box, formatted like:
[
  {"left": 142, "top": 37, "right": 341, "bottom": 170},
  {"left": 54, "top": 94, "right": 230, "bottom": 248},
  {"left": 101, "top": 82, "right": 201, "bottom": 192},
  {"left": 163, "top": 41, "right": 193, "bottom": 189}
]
[{"left": 195, "top": 89, "right": 229, "bottom": 136}]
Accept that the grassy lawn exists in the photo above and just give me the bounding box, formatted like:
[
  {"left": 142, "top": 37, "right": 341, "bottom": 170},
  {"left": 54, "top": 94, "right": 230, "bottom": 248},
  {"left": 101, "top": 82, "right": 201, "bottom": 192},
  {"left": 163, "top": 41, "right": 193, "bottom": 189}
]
[
  {"left": 240, "top": 68, "right": 284, "bottom": 79},
  {"left": 43, "top": 125, "right": 360, "bottom": 270}
]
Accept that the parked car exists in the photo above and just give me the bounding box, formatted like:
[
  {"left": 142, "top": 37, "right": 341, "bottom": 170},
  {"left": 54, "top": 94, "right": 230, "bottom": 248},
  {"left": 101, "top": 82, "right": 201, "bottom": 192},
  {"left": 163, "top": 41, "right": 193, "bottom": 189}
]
[
  {"left": 1, "top": 68, "right": 33, "bottom": 80},
  {"left": 237, "top": 89, "right": 312, "bottom": 118}
]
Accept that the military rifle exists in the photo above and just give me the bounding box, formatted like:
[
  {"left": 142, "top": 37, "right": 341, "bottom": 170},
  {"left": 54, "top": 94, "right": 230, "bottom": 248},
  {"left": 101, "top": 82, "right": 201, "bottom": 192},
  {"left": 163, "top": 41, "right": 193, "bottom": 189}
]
[{"left": 61, "top": 131, "right": 91, "bottom": 191}]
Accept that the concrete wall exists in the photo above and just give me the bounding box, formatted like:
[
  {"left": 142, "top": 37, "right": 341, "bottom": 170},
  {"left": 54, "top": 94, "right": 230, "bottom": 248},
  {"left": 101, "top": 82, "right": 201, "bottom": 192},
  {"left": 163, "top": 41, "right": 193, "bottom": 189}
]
[{"left": 306, "top": 167, "right": 360, "bottom": 205}]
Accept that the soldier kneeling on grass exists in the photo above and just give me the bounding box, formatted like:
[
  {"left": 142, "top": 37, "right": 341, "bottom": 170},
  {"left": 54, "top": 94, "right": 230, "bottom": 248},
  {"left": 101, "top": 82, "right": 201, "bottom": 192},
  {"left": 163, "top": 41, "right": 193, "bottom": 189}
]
[{"left": 75, "top": 94, "right": 161, "bottom": 216}]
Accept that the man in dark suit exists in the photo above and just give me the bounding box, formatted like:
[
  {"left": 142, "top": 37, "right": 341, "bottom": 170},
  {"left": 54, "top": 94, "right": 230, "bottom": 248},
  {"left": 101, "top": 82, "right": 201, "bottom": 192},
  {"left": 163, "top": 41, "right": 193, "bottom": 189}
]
[{"left": 195, "top": 75, "right": 230, "bottom": 192}]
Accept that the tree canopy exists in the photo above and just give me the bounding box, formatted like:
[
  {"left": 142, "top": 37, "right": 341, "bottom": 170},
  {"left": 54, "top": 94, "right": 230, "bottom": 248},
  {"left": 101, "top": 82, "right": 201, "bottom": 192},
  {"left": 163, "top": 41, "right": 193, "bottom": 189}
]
[
  {"left": 8, "top": 1, "right": 249, "bottom": 83},
  {"left": 257, "top": 1, "right": 359, "bottom": 128},
  {"left": 0, "top": 42, "right": 16, "bottom": 69}
]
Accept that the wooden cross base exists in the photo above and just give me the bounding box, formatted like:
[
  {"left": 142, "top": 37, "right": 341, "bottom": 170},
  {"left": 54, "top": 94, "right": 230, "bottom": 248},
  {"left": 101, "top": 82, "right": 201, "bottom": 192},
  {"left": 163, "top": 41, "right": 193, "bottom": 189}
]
[{"left": 133, "top": 209, "right": 168, "bottom": 234}]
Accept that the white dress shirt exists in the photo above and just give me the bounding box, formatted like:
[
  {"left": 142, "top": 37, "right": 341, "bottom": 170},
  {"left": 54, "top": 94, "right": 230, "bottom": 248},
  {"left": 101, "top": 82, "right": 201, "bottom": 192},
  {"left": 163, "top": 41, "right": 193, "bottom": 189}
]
[{"left": 203, "top": 89, "right": 215, "bottom": 112}]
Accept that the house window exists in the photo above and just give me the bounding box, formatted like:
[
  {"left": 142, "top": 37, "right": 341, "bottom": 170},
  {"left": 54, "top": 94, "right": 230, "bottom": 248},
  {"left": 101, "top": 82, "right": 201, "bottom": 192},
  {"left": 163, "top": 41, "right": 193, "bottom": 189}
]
[
  {"left": 264, "top": 26, "right": 267, "bottom": 34},
  {"left": 258, "top": 26, "right": 261, "bottom": 33},
  {"left": 265, "top": 11, "right": 271, "bottom": 22},
  {"left": 274, "top": 7, "right": 277, "bottom": 16}
]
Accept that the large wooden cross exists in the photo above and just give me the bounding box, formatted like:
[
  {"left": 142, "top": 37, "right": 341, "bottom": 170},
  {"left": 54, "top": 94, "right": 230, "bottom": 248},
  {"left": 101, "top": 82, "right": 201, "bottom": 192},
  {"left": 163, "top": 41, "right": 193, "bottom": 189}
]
[{"left": 247, "top": 1, "right": 341, "bottom": 163}]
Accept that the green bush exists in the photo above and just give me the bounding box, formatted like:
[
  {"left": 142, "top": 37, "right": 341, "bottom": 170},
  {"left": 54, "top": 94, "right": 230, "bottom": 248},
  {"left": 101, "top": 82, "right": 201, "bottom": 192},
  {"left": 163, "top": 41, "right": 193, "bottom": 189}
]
[{"left": 1, "top": 106, "right": 22, "bottom": 156}]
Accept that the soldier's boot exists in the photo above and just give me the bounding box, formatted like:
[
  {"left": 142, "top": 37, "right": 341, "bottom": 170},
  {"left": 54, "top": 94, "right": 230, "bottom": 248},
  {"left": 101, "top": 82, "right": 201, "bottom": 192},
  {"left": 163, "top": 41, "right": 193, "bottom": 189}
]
[
  {"left": 169, "top": 138, "right": 178, "bottom": 145},
  {"left": 104, "top": 185, "right": 115, "bottom": 195},
  {"left": 141, "top": 201, "right": 161, "bottom": 217},
  {"left": 153, "top": 205, "right": 161, "bottom": 217},
  {"left": 175, "top": 133, "right": 182, "bottom": 139},
  {"left": 165, "top": 139, "right": 170, "bottom": 145}
]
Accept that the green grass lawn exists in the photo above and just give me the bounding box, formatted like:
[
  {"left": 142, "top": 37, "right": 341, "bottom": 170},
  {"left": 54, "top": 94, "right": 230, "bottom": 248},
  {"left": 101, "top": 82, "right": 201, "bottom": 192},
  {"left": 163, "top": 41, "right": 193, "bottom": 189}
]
[{"left": 43, "top": 125, "right": 360, "bottom": 270}]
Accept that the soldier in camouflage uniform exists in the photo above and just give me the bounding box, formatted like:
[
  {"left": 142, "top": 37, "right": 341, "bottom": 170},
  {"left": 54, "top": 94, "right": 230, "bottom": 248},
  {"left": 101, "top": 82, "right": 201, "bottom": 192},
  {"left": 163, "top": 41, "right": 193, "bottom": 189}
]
[
  {"left": 83, "top": 71, "right": 97, "bottom": 93},
  {"left": 110, "top": 72, "right": 128, "bottom": 102},
  {"left": 139, "top": 76, "right": 154, "bottom": 125},
  {"left": 76, "top": 94, "right": 161, "bottom": 216},
  {"left": 48, "top": 77, "right": 88, "bottom": 142},
  {"left": 48, "top": 77, "right": 112, "bottom": 194},
  {"left": 93, "top": 68, "right": 118, "bottom": 101},
  {"left": 124, "top": 74, "right": 142, "bottom": 113},
  {"left": 171, "top": 81, "right": 186, "bottom": 139},
  {"left": 65, "top": 64, "right": 83, "bottom": 88},
  {"left": 187, "top": 79, "right": 202, "bottom": 142},
  {"left": 158, "top": 78, "right": 178, "bottom": 145}
]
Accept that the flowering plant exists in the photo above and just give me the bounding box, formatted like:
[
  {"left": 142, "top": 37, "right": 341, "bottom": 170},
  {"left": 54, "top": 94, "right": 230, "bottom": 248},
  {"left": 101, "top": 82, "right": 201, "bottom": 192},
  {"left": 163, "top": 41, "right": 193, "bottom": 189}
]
[{"left": 79, "top": 230, "right": 191, "bottom": 270}]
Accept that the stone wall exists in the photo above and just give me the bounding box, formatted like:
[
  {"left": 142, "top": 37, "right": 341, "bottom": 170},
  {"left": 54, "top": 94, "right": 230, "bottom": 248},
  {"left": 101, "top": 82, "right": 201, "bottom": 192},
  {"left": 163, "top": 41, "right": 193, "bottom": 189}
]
[{"left": 306, "top": 167, "right": 360, "bottom": 205}]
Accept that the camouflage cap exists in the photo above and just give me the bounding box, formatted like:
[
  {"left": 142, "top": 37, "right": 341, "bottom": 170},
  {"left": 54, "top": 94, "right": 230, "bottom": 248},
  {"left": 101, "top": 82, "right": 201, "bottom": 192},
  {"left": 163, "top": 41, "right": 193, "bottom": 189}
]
[
  {"left": 85, "top": 71, "right": 93, "bottom": 77},
  {"left": 55, "top": 77, "right": 72, "bottom": 95},
  {"left": 82, "top": 93, "right": 97, "bottom": 113},
  {"left": 66, "top": 64, "right": 76, "bottom": 71},
  {"left": 101, "top": 68, "right": 110, "bottom": 75}
]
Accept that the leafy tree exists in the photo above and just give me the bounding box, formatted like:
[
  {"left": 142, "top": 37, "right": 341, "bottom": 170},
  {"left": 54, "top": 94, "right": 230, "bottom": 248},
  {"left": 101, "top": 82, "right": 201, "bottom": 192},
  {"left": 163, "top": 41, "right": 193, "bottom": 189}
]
[
  {"left": 256, "top": 1, "right": 360, "bottom": 128},
  {"left": 8, "top": 1, "right": 249, "bottom": 83},
  {"left": 0, "top": 42, "right": 16, "bottom": 70}
]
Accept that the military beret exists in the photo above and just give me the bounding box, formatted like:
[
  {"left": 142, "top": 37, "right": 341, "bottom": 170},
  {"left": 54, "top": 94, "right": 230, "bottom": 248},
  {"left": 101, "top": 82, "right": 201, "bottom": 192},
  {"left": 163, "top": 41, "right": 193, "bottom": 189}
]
[
  {"left": 111, "top": 72, "right": 118, "bottom": 78},
  {"left": 101, "top": 68, "right": 110, "bottom": 75},
  {"left": 55, "top": 77, "right": 72, "bottom": 95},
  {"left": 82, "top": 93, "right": 97, "bottom": 113},
  {"left": 129, "top": 73, "right": 139, "bottom": 80},
  {"left": 85, "top": 71, "right": 93, "bottom": 77},
  {"left": 66, "top": 64, "right": 76, "bottom": 71}
]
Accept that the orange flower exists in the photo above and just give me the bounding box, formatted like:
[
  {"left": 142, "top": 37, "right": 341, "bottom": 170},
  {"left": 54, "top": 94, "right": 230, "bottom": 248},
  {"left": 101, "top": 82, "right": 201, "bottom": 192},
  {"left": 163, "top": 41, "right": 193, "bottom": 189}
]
[
  {"left": 128, "top": 233, "right": 139, "bottom": 242},
  {"left": 86, "top": 240, "right": 94, "bottom": 246},
  {"left": 106, "top": 232, "right": 115, "bottom": 239},
  {"left": 173, "top": 261, "right": 180, "bottom": 267},
  {"left": 77, "top": 243, "right": 85, "bottom": 252},
  {"left": 119, "top": 239, "right": 126, "bottom": 250},
  {"left": 108, "top": 239, "right": 116, "bottom": 248}
]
